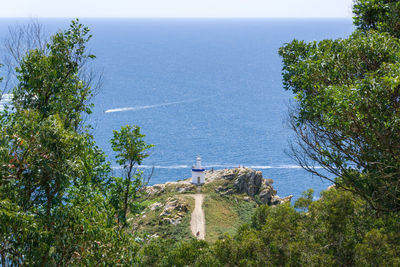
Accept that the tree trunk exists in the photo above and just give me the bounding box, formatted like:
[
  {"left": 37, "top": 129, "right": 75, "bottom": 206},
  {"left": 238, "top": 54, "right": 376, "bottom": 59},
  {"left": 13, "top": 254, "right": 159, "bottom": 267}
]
[{"left": 123, "top": 160, "right": 134, "bottom": 224}]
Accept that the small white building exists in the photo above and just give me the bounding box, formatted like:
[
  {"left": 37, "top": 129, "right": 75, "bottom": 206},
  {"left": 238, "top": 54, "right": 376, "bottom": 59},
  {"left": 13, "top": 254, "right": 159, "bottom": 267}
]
[{"left": 191, "top": 156, "right": 205, "bottom": 185}]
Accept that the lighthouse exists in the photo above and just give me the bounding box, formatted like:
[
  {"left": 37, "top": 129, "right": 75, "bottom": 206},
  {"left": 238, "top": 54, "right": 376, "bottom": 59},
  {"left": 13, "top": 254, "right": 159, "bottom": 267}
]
[{"left": 192, "top": 156, "right": 205, "bottom": 185}]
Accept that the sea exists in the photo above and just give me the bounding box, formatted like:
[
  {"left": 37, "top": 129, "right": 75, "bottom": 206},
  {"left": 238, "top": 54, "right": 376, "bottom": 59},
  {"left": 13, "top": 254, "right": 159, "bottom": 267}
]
[{"left": 0, "top": 18, "right": 354, "bottom": 200}]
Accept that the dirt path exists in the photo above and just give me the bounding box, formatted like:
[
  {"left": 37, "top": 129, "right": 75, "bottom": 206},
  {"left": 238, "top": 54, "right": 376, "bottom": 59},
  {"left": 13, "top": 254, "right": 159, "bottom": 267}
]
[{"left": 189, "top": 193, "right": 205, "bottom": 240}]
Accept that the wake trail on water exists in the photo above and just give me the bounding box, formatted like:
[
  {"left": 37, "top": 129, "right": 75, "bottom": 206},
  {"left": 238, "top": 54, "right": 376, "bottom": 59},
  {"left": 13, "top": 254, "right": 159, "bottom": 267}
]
[{"left": 105, "top": 97, "right": 203, "bottom": 113}]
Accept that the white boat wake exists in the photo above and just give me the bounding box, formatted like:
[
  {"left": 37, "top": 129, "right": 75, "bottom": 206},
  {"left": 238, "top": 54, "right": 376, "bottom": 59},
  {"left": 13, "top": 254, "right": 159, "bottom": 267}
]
[{"left": 105, "top": 98, "right": 201, "bottom": 113}]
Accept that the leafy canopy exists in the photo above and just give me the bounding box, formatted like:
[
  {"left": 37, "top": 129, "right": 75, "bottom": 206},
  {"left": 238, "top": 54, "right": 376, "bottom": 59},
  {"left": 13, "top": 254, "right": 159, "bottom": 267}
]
[
  {"left": 353, "top": 0, "right": 400, "bottom": 38},
  {"left": 12, "top": 19, "right": 95, "bottom": 130},
  {"left": 111, "top": 125, "right": 154, "bottom": 167},
  {"left": 110, "top": 125, "right": 154, "bottom": 226},
  {"left": 0, "top": 20, "right": 139, "bottom": 265},
  {"left": 279, "top": 26, "right": 400, "bottom": 212}
]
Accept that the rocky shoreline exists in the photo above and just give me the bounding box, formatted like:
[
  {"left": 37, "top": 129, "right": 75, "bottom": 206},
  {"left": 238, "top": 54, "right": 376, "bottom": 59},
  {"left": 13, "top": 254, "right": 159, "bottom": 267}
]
[
  {"left": 133, "top": 168, "right": 293, "bottom": 240},
  {"left": 145, "top": 167, "right": 292, "bottom": 206}
]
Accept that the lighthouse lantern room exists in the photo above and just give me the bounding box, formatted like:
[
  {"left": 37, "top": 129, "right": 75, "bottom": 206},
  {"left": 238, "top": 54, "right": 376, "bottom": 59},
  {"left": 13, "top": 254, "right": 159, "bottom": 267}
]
[{"left": 192, "top": 156, "right": 205, "bottom": 185}]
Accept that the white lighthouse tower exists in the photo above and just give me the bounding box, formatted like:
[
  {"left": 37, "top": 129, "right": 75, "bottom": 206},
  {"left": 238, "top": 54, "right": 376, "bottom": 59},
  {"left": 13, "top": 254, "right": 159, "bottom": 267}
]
[{"left": 192, "top": 156, "right": 205, "bottom": 185}]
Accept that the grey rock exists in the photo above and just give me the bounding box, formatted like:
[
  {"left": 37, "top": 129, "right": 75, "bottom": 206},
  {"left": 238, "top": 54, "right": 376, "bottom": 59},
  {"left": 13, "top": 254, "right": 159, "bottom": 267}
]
[
  {"left": 160, "top": 198, "right": 188, "bottom": 217},
  {"left": 145, "top": 184, "right": 166, "bottom": 197},
  {"left": 149, "top": 202, "right": 163, "bottom": 211},
  {"left": 232, "top": 168, "right": 263, "bottom": 197},
  {"left": 176, "top": 185, "right": 195, "bottom": 193},
  {"left": 221, "top": 188, "right": 234, "bottom": 196},
  {"left": 215, "top": 186, "right": 225, "bottom": 193},
  {"left": 163, "top": 217, "right": 182, "bottom": 225},
  {"left": 160, "top": 210, "right": 170, "bottom": 217},
  {"left": 270, "top": 195, "right": 293, "bottom": 206},
  {"left": 259, "top": 188, "right": 273, "bottom": 204}
]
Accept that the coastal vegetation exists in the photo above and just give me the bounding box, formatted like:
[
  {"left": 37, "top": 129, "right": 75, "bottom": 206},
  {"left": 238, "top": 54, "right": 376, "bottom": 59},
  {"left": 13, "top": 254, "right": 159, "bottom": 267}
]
[
  {"left": 0, "top": 19, "right": 148, "bottom": 265},
  {"left": 0, "top": 0, "right": 399, "bottom": 265}
]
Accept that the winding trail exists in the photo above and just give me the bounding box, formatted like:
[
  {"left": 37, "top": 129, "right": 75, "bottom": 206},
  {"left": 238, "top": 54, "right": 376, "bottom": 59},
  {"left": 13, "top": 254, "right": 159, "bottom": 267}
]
[{"left": 189, "top": 193, "right": 205, "bottom": 240}]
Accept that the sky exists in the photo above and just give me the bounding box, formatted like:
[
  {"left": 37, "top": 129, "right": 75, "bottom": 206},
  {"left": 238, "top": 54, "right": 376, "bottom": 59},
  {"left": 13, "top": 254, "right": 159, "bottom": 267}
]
[{"left": 0, "top": 0, "right": 354, "bottom": 18}]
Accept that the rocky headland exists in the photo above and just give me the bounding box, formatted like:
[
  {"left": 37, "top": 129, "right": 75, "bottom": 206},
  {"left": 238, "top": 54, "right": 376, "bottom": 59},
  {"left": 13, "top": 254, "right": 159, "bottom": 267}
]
[{"left": 133, "top": 168, "right": 292, "bottom": 241}]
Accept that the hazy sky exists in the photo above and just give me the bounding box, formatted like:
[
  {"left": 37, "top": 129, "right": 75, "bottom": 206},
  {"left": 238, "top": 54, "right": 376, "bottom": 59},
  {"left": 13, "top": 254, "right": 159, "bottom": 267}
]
[{"left": 1, "top": 0, "right": 354, "bottom": 18}]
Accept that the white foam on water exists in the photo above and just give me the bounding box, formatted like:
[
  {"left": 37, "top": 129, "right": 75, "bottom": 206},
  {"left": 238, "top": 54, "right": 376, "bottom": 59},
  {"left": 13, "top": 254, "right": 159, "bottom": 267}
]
[
  {"left": 0, "top": 93, "right": 12, "bottom": 99},
  {"left": 0, "top": 94, "right": 12, "bottom": 103},
  {"left": 112, "top": 165, "right": 190, "bottom": 170},
  {"left": 105, "top": 98, "right": 201, "bottom": 113},
  {"left": 208, "top": 165, "right": 324, "bottom": 169},
  {"left": 0, "top": 94, "right": 12, "bottom": 111},
  {"left": 140, "top": 165, "right": 190, "bottom": 169},
  {"left": 249, "top": 165, "right": 324, "bottom": 169},
  {"left": 112, "top": 164, "right": 323, "bottom": 170}
]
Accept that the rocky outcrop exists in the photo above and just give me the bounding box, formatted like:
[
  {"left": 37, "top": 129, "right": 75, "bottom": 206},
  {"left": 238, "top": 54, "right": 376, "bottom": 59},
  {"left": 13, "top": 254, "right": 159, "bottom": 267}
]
[
  {"left": 233, "top": 168, "right": 263, "bottom": 196},
  {"left": 144, "top": 181, "right": 196, "bottom": 197},
  {"left": 145, "top": 184, "right": 166, "bottom": 197},
  {"left": 143, "top": 167, "right": 292, "bottom": 207},
  {"left": 160, "top": 198, "right": 188, "bottom": 216},
  {"left": 259, "top": 187, "right": 274, "bottom": 204},
  {"left": 159, "top": 197, "right": 189, "bottom": 225},
  {"left": 208, "top": 167, "right": 292, "bottom": 206},
  {"left": 148, "top": 202, "right": 163, "bottom": 211}
]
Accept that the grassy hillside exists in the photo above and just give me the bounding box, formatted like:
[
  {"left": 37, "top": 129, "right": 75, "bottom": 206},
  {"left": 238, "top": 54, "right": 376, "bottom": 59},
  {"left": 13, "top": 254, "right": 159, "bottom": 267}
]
[{"left": 203, "top": 192, "right": 257, "bottom": 242}]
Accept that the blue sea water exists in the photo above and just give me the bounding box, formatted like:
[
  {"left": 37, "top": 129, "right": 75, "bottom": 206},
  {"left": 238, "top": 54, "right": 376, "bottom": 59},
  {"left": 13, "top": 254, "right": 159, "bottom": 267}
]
[{"left": 0, "top": 19, "right": 354, "bottom": 200}]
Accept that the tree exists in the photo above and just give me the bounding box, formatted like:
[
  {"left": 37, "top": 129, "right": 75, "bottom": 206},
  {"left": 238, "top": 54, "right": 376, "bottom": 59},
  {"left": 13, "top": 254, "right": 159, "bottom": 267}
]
[
  {"left": 0, "top": 20, "right": 139, "bottom": 265},
  {"left": 2, "top": 111, "right": 85, "bottom": 215},
  {"left": 10, "top": 19, "right": 100, "bottom": 130},
  {"left": 279, "top": 25, "right": 400, "bottom": 212},
  {"left": 2, "top": 19, "right": 99, "bottom": 218},
  {"left": 0, "top": 64, "right": 3, "bottom": 96},
  {"left": 0, "top": 20, "right": 47, "bottom": 95},
  {"left": 353, "top": 0, "right": 400, "bottom": 38},
  {"left": 110, "top": 125, "right": 154, "bottom": 226},
  {"left": 294, "top": 188, "right": 314, "bottom": 212}
]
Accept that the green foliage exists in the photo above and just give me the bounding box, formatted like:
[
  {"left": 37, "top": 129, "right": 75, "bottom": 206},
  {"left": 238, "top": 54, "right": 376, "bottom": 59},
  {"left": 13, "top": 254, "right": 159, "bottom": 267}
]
[
  {"left": 137, "top": 188, "right": 399, "bottom": 266},
  {"left": 12, "top": 19, "right": 94, "bottom": 130},
  {"left": 251, "top": 204, "right": 270, "bottom": 230},
  {"left": 203, "top": 193, "right": 257, "bottom": 242},
  {"left": 0, "top": 20, "right": 140, "bottom": 265},
  {"left": 355, "top": 228, "right": 400, "bottom": 266},
  {"left": 3, "top": 0, "right": 400, "bottom": 264},
  {"left": 137, "top": 238, "right": 210, "bottom": 267},
  {"left": 279, "top": 30, "right": 400, "bottom": 121},
  {"left": 279, "top": 29, "right": 400, "bottom": 212},
  {"left": 47, "top": 186, "right": 139, "bottom": 266},
  {"left": 353, "top": 0, "right": 400, "bottom": 38},
  {"left": 294, "top": 188, "right": 314, "bottom": 211},
  {"left": 110, "top": 125, "right": 154, "bottom": 226},
  {"left": 277, "top": 0, "right": 400, "bottom": 213},
  {"left": 111, "top": 124, "right": 154, "bottom": 167},
  {"left": 0, "top": 196, "right": 42, "bottom": 266},
  {"left": 2, "top": 110, "right": 85, "bottom": 214}
]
